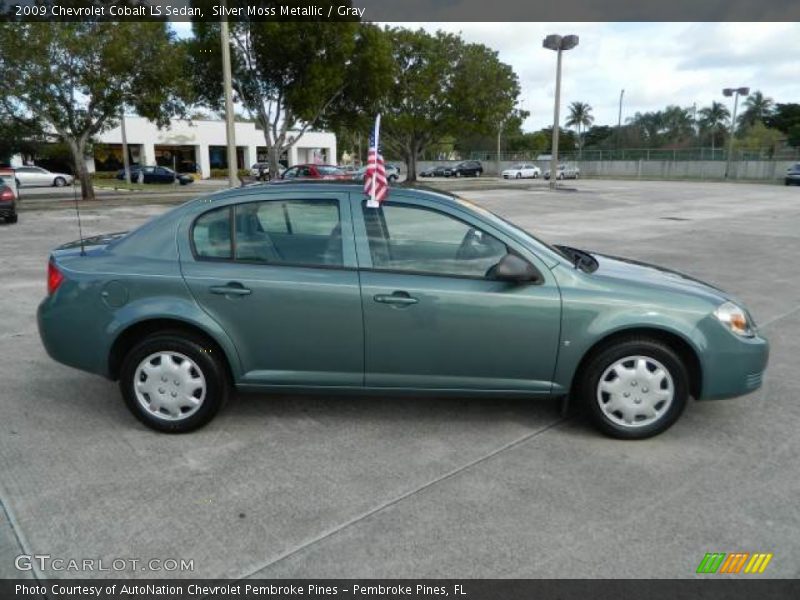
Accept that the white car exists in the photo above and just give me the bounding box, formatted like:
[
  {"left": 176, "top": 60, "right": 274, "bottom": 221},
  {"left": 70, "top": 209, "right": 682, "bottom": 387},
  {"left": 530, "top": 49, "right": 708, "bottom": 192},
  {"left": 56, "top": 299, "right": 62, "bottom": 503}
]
[
  {"left": 501, "top": 163, "right": 541, "bottom": 179},
  {"left": 13, "top": 166, "right": 74, "bottom": 188},
  {"left": 543, "top": 164, "right": 580, "bottom": 180}
]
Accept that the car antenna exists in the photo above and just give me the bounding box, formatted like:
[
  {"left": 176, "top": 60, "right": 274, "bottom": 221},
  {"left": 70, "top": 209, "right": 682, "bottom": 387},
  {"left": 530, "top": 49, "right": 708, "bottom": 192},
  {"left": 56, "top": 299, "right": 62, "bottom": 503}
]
[{"left": 72, "top": 177, "right": 86, "bottom": 256}]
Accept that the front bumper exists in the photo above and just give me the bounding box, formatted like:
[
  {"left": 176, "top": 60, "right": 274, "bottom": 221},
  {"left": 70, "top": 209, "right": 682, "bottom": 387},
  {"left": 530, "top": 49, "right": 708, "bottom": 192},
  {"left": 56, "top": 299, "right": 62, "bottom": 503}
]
[{"left": 696, "top": 316, "right": 770, "bottom": 400}]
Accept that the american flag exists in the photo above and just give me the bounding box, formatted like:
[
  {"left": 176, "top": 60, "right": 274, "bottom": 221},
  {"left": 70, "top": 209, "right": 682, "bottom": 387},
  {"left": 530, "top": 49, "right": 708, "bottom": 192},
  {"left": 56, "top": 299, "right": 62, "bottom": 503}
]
[{"left": 364, "top": 114, "right": 388, "bottom": 207}]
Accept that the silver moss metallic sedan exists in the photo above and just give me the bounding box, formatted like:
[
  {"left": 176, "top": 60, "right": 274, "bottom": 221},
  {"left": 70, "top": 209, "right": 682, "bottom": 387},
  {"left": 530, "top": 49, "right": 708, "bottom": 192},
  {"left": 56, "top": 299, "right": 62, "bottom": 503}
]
[{"left": 37, "top": 183, "right": 768, "bottom": 438}]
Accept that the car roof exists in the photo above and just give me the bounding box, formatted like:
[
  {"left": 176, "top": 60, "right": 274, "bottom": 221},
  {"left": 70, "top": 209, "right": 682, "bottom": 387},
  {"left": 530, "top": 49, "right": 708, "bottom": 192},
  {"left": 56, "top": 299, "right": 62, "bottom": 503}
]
[{"left": 192, "top": 181, "right": 458, "bottom": 208}]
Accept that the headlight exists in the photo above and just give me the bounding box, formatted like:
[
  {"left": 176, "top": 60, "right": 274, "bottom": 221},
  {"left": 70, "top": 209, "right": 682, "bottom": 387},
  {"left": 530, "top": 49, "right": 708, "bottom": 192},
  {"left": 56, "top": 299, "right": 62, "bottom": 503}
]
[{"left": 714, "top": 301, "right": 755, "bottom": 338}]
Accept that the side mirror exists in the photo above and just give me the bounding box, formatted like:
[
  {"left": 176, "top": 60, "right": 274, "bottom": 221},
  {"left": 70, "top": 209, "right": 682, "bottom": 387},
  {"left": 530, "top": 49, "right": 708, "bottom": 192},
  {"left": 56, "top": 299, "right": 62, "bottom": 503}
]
[{"left": 492, "top": 253, "right": 542, "bottom": 284}]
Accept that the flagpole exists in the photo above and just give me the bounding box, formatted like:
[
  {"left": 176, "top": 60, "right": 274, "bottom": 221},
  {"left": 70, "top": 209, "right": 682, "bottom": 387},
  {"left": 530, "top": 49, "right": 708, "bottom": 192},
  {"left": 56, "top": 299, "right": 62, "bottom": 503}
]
[{"left": 371, "top": 115, "right": 380, "bottom": 206}]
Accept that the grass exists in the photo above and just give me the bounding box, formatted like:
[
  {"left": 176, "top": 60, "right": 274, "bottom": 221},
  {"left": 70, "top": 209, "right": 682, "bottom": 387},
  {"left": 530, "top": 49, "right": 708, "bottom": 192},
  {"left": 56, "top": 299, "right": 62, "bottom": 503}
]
[{"left": 93, "top": 181, "right": 184, "bottom": 192}]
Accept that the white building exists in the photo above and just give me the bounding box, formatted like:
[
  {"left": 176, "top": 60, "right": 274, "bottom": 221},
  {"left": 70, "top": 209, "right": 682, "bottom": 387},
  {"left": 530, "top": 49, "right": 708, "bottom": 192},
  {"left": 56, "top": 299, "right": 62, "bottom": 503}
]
[{"left": 89, "top": 116, "right": 337, "bottom": 179}]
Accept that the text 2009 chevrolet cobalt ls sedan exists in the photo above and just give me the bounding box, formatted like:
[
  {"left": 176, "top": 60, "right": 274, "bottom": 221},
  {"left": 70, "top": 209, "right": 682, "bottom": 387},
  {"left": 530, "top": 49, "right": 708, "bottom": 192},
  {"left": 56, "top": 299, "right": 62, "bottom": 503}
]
[{"left": 37, "top": 184, "right": 768, "bottom": 438}]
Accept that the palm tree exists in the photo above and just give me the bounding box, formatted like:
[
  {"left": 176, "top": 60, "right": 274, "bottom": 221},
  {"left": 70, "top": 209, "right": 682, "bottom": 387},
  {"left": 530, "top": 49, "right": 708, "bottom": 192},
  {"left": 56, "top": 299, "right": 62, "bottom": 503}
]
[
  {"left": 661, "top": 105, "right": 695, "bottom": 143},
  {"left": 738, "top": 91, "right": 775, "bottom": 130},
  {"left": 565, "top": 101, "right": 594, "bottom": 158},
  {"left": 698, "top": 101, "right": 730, "bottom": 158},
  {"left": 629, "top": 111, "right": 664, "bottom": 147}
]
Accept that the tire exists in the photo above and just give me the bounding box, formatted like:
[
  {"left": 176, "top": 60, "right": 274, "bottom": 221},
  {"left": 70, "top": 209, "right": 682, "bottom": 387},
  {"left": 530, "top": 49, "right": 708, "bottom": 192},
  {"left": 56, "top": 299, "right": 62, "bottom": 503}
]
[
  {"left": 119, "top": 331, "right": 229, "bottom": 433},
  {"left": 515, "top": 172, "right": 522, "bottom": 179},
  {"left": 455, "top": 171, "right": 461, "bottom": 178},
  {"left": 558, "top": 173, "right": 564, "bottom": 180},
  {"left": 54, "top": 177, "right": 66, "bottom": 187},
  {"left": 15, "top": 178, "right": 21, "bottom": 188},
  {"left": 7, "top": 214, "right": 18, "bottom": 224},
  {"left": 533, "top": 173, "right": 539, "bottom": 179},
  {"left": 575, "top": 337, "right": 689, "bottom": 439}
]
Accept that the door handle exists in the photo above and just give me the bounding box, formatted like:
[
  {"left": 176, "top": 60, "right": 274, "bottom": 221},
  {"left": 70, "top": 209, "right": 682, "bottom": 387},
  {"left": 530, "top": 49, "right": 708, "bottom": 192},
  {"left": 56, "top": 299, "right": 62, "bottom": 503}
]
[
  {"left": 373, "top": 291, "right": 418, "bottom": 306},
  {"left": 209, "top": 283, "right": 252, "bottom": 297}
]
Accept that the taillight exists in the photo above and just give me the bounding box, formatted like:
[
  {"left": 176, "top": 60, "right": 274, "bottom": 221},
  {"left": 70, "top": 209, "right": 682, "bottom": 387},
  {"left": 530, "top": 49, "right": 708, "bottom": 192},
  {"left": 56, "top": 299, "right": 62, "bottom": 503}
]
[
  {"left": 0, "top": 187, "right": 13, "bottom": 201},
  {"left": 47, "top": 260, "right": 64, "bottom": 295}
]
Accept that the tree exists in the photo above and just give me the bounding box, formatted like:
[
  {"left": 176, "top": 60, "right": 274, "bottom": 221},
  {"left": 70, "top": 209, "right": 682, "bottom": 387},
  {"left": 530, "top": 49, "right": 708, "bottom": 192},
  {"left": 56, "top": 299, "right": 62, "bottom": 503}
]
[
  {"left": 379, "top": 28, "right": 522, "bottom": 180},
  {"left": 764, "top": 103, "right": 800, "bottom": 147},
  {"left": 735, "top": 121, "right": 783, "bottom": 158},
  {"left": 0, "top": 23, "right": 188, "bottom": 200},
  {"left": 565, "top": 101, "right": 594, "bottom": 157},
  {"left": 582, "top": 125, "right": 614, "bottom": 149},
  {"left": 738, "top": 90, "right": 775, "bottom": 130},
  {"left": 188, "top": 6, "right": 390, "bottom": 177},
  {"left": 660, "top": 105, "right": 695, "bottom": 145},
  {"left": 697, "top": 101, "right": 730, "bottom": 156}
]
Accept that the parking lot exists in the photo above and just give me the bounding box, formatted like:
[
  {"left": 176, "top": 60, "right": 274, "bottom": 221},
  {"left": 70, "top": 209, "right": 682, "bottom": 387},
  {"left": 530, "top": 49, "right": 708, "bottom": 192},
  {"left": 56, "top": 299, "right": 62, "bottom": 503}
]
[{"left": 1, "top": 179, "right": 798, "bottom": 579}]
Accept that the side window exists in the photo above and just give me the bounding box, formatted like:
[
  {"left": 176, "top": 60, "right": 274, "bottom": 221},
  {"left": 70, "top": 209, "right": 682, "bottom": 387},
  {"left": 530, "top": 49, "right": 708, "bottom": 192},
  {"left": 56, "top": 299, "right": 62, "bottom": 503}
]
[
  {"left": 363, "top": 204, "right": 507, "bottom": 278},
  {"left": 235, "top": 199, "right": 343, "bottom": 266},
  {"left": 283, "top": 167, "right": 297, "bottom": 179},
  {"left": 193, "top": 207, "right": 232, "bottom": 259}
]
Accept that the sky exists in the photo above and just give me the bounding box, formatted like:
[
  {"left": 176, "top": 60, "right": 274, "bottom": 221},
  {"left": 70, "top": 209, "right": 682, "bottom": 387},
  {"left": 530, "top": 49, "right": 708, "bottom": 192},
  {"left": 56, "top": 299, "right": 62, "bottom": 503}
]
[{"left": 171, "top": 21, "right": 800, "bottom": 132}]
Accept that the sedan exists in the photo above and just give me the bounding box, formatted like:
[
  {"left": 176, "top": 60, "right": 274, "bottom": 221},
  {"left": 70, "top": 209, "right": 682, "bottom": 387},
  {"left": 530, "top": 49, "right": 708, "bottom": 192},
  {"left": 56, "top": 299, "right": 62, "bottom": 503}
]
[
  {"left": 544, "top": 164, "right": 580, "bottom": 180},
  {"left": 502, "top": 164, "right": 541, "bottom": 179},
  {"left": 281, "top": 164, "right": 350, "bottom": 181},
  {"left": 0, "top": 176, "right": 17, "bottom": 224},
  {"left": 118, "top": 166, "right": 194, "bottom": 185},
  {"left": 13, "top": 166, "right": 73, "bottom": 188},
  {"left": 785, "top": 163, "right": 800, "bottom": 186},
  {"left": 38, "top": 184, "right": 768, "bottom": 439},
  {"left": 419, "top": 166, "right": 450, "bottom": 178}
]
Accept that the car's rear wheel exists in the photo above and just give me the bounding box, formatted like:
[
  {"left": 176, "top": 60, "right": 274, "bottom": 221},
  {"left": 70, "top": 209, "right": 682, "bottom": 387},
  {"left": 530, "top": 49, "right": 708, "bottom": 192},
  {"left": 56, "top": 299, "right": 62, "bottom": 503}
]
[
  {"left": 54, "top": 177, "right": 66, "bottom": 187},
  {"left": 576, "top": 337, "right": 689, "bottom": 439},
  {"left": 119, "top": 331, "right": 228, "bottom": 433},
  {"left": 6, "top": 214, "right": 18, "bottom": 224}
]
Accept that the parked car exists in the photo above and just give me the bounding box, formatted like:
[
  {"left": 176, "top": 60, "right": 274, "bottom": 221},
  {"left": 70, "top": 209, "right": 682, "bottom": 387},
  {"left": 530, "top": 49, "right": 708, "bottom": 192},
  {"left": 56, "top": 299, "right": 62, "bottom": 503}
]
[
  {"left": 351, "top": 165, "right": 400, "bottom": 184},
  {"left": 117, "top": 166, "right": 194, "bottom": 185},
  {"left": 502, "top": 164, "right": 541, "bottom": 179},
  {"left": 385, "top": 164, "right": 401, "bottom": 182},
  {"left": 249, "top": 162, "right": 285, "bottom": 180},
  {"left": 37, "top": 183, "right": 768, "bottom": 439},
  {"left": 0, "top": 176, "right": 18, "bottom": 224},
  {"left": 419, "top": 166, "right": 450, "bottom": 178},
  {"left": 544, "top": 164, "right": 580, "bottom": 180},
  {"left": 280, "top": 164, "right": 350, "bottom": 181},
  {"left": 447, "top": 160, "right": 483, "bottom": 177},
  {"left": 785, "top": 163, "right": 800, "bottom": 186},
  {"left": 13, "top": 165, "right": 73, "bottom": 188}
]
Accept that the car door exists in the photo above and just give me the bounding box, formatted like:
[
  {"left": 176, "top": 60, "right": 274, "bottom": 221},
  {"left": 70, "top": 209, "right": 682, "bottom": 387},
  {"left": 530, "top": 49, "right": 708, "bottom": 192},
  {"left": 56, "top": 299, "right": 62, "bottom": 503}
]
[
  {"left": 353, "top": 194, "right": 561, "bottom": 393},
  {"left": 179, "top": 191, "right": 364, "bottom": 387}
]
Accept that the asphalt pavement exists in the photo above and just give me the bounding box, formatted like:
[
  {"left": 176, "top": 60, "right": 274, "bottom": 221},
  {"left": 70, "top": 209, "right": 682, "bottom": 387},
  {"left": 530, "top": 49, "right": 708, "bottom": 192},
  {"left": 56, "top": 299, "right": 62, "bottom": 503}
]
[{"left": 0, "top": 179, "right": 798, "bottom": 579}]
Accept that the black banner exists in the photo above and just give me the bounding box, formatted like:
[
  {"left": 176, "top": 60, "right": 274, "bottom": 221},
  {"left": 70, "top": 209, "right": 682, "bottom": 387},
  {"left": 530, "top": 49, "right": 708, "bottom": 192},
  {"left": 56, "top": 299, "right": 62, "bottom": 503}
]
[
  {"left": 3, "top": 580, "right": 800, "bottom": 600},
  {"left": 2, "top": 0, "right": 800, "bottom": 22}
]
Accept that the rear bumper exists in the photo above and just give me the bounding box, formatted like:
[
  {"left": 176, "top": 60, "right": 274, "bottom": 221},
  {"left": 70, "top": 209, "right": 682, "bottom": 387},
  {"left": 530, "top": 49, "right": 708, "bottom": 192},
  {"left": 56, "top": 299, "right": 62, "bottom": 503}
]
[{"left": 0, "top": 201, "right": 16, "bottom": 217}]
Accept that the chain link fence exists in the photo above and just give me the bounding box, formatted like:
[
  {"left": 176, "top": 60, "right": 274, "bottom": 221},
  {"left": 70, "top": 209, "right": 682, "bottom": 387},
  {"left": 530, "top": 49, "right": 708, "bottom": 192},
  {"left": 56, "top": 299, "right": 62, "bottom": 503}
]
[{"left": 470, "top": 147, "right": 800, "bottom": 163}]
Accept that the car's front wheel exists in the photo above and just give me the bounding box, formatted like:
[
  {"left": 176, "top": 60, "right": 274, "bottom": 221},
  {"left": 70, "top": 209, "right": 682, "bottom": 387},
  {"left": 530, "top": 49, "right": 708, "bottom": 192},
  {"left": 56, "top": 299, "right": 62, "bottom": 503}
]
[
  {"left": 576, "top": 337, "right": 689, "bottom": 439},
  {"left": 54, "top": 177, "right": 66, "bottom": 187},
  {"left": 119, "top": 331, "right": 228, "bottom": 432}
]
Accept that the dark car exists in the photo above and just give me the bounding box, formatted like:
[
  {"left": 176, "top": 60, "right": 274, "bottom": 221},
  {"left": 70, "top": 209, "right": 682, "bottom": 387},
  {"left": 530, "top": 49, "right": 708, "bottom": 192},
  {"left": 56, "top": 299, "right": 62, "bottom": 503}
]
[
  {"left": 117, "top": 166, "right": 194, "bottom": 185},
  {"left": 447, "top": 160, "right": 483, "bottom": 177},
  {"left": 0, "top": 176, "right": 18, "bottom": 224},
  {"left": 419, "top": 166, "right": 450, "bottom": 178},
  {"left": 785, "top": 164, "right": 800, "bottom": 186},
  {"left": 281, "top": 164, "right": 350, "bottom": 181}
]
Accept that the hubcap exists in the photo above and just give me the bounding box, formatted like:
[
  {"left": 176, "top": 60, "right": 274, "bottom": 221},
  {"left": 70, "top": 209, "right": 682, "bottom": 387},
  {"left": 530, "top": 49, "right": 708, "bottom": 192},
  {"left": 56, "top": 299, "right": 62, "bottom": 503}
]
[
  {"left": 133, "top": 352, "right": 206, "bottom": 421},
  {"left": 596, "top": 355, "right": 674, "bottom": 428}
]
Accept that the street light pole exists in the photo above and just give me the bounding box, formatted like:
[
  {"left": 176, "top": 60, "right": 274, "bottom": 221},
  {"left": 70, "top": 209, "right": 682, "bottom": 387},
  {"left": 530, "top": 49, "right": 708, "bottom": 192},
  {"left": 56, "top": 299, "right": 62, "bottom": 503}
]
[
  {"left": 120, "top": 107, "right": 131, "bottom": 185},
  {"left": 723, "top": 86, "right": 749, "bottom": 179},
  {"left": 616, "top": 88, "right": 624, "bottom": 151},
  {"left": 543, "top": 34, "right": 579, "bottom": 190},
  {"left": 220, "top": 7, "right": 238, "bottom": 188}
]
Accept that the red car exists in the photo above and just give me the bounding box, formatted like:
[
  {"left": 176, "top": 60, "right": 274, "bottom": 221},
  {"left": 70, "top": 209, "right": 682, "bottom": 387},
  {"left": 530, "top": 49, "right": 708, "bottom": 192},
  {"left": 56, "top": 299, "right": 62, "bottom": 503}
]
[
  {"left": 280, "top": 164, "right": 350, "bottom": 181},
  {"left": 0, "top": 168, "right": 18, "bottom": 224}
]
